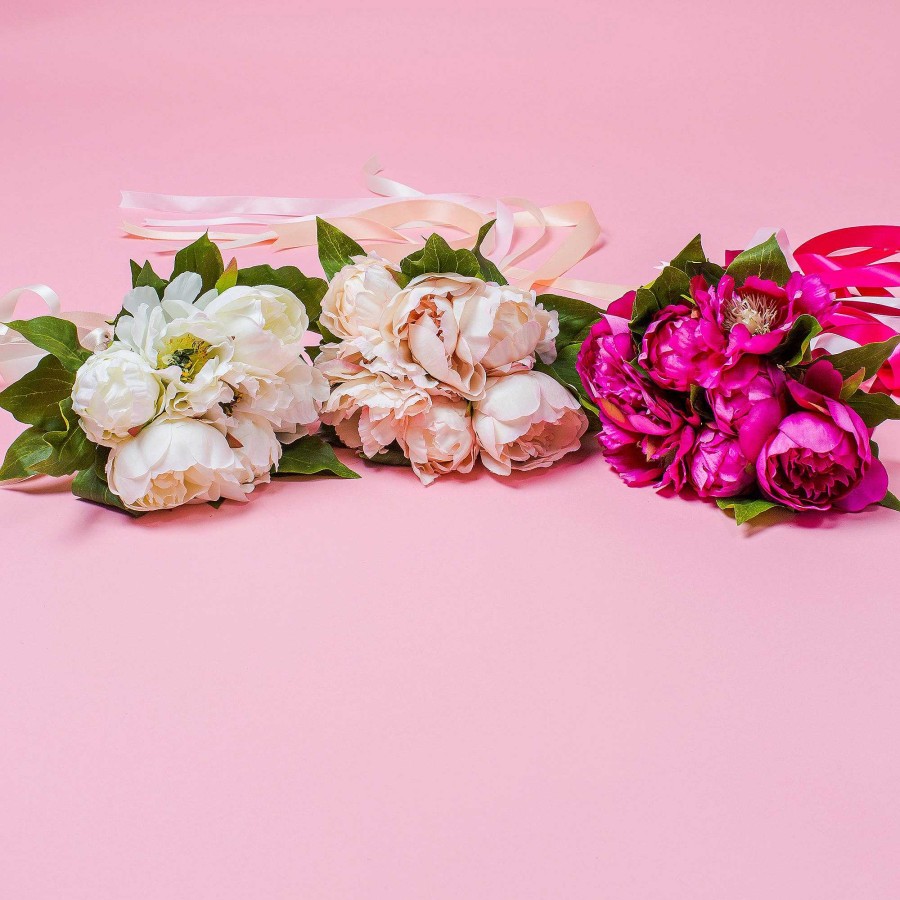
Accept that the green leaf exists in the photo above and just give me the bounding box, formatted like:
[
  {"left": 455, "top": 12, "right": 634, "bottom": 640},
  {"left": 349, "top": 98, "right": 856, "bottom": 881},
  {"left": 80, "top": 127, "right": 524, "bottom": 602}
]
[
  {"left": 847, "top": 390, "right": 900, "bottom": 428},
  {"left": 667, "top": 234, "right": 725, "bottom": 283},
  {"left": 3, "top": 316, "right": 90, "bottom": 373},
  {"left": 534, "top": 343, "right": 592, "bottom": 412},
  {"left": 171, "top": 233, "right": 224, "bottom": 293},
  {"left": 725, "top": 234, "right": 792, "bottom": 287},
  {"left": 629, "top": 287, "right": 662, "bottom": 341},
  {"left": 363, "top": 443, "right": 412, "bottom": 467},
  {"left": 716, "top": 496, "right": 784, "bottom": 525},
  {"left": 29, "top": 397, "right": 95, "bottom": 477},
  {"left": 537, "top": 293, "right": 603, "bottom": 346},
  {"left": 131, "top": 259, "right": 168, "bottom": 296},
  {"left": 775, "top": 314, "right": 822, "bottom": 367},
  {"left": 879, "top": 490, "right": 900, "bottom": 513},
  {"left": 0, "top": 354, "right": 74, "bottom": 428},
  {"left": 276, "top": 435, "right": 360, "bottom": 478},
  {"left": 71, "top": 446, "right": 139, "bottom": 515},
  {"left": 0, "top": 427, "right": 53, "bottom": 481},
  {"left": 839, "top": 367, "right": 867, "bottom": 400},
  {"left": 317, "top": 217, "right": 365, "bottom": 281},
  {"left": 215, "top": 258, "right": 239, "bottom": 293},
  {"left": 650, "top": 265, "right": 692, "bottom": 307},
  {"left": 235, "top": 264, "right": 329, "bottom": 328},
  {"left": 472, "top": 220, "right": 508, "bottom": 285},
  {"left": 826, "top": 335, "right": 900, "bottom": 382},
  {"left": 452, "top": 249, "right": 483, "bottom": 278},
  {"left": 398, "top": 233, "right": 494, "bottom": 282}
]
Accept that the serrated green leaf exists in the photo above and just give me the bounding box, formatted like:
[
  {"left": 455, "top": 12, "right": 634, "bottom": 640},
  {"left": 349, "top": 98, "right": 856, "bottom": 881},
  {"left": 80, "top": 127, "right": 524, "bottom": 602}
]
[
  {"left": 716, "top": 496, "right": 783, "bottom": 525},
  {"left": 879, "top": 490, "right": 900, "bottom": 513},
  {"left": 3, "top": 316, "right": 90, "bottom": 373},
  {"left": 29, "top": 397, "right": 95, "bottom": 477},
  {"left": 71, "top": 446, "right": 140, "bottom": 515},
  {"left": 775, "top": 314, "right": 822, "bottom": 367},
  {"left": 171, "top": 233, "right": 224, "bottom": 293},
  {"left": 215, "top": 258, "right": 239, "bottom": 293},
  {"left": 537, "top": 293, "right": 603, "bottom": 346},
  {"left": 132, "top": 259, "right": 168, "bottom": 296},
  {"left": 0, "top": 354, "right": 74, "bottom": 428},
  {"left": 847, "top": 389, "right": 900, "bottom": 428},
  {"left": 276, "top": 435, "right": 360, "bottom": 478},
  {"left": 826, "top": 335, "right": 900, "bottom": 382},
  {"left": 317, "top": 217, "right": 365, "bottom": 281},
  {"left": 725, "top": 234, "right": 792, "bottom": 287},
  {"left": 235, "top": 264, "right": 329, "bottom": 328},
  {"left": 0, "top": 427, "right": 53, "bottom": 481},
  {"left": 453, "top": 249, "right": 482, "bottom": 278}
]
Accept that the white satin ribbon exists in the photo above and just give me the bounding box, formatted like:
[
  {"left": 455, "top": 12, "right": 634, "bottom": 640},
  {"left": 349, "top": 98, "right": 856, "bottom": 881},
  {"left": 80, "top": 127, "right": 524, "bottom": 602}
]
[
  {"left": 0, "top": 285, "right": 111, "bottom": 387},
  {"left": 121, "top": 158, "right": 615, "bottom": 299}
]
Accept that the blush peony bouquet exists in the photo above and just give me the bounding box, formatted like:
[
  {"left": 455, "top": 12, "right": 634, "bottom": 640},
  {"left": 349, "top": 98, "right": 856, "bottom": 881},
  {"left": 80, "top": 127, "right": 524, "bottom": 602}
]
[
  {"left": 311, "top": 218, "right": 594, "bottom": 483},
  {"left": 577, "top": 234, "right": 900, "bottom": 524},
  {"left": 0, "top": 235, "right": 357, "bottom": 514}
]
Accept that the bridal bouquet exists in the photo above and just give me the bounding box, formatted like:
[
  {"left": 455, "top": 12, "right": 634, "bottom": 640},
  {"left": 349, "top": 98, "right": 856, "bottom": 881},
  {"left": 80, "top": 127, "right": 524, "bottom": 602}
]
[
  {"left": 311, "top": 218, "right": 595, "bottom": 483},
  {"left": 0, "top": 235, "right": 357, "bottom": 514},
  {"left": 577, "top": 235, "right": 900, "bottom": 524}
]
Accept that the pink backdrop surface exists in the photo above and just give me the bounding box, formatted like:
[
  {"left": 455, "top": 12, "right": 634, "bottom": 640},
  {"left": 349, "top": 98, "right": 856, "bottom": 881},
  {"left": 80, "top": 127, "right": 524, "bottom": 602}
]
[{"left": 2, "top": 1, "right": 899, "bottom": 897}]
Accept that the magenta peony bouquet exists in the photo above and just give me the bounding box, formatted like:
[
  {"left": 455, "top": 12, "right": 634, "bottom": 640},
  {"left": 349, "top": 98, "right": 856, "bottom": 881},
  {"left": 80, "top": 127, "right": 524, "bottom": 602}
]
[{"left": 577, "top": 235, "right": 900, "bottom": 524}]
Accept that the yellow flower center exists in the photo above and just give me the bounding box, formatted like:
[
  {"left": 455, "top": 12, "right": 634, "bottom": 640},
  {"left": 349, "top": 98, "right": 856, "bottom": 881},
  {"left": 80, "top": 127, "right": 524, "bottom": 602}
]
[{"left": 158, "top": 335, "right": 213, "bottom": 383}]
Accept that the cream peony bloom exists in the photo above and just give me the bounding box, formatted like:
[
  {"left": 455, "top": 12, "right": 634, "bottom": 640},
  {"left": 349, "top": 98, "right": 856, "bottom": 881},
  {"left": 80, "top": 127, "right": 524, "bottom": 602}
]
[
  {"left": 321, "top": 372, "right": 431, "bottom": 458},
  {"left": 473, "top": 371, "right": 588, "bottom": 475},
  {"left": 106, "top": 417, "right": 254, "bottom": 512},
  {"left": 481, "top": 285, "right": 560, "bottom": 374},
  {"left": 379, "top": 273, "right": 498, "bottom": 400},
  {"left": 71, "top": 343, "right": 163, "bottom": 447},
  {"left": 320, "top": 255, "right": 399, "bottom": 341},
  {"left": 227, "top": 413, "right": 282, "bottom": 484},
  {"left": 399, "top": 397, "right": 477, "bottom": 485}
]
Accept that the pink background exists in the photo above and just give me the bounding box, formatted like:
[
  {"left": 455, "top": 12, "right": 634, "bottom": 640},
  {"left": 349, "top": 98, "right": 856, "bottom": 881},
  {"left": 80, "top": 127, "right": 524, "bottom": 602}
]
[{"left": 2, "top": 1, "right": 900, "bottom": 897}]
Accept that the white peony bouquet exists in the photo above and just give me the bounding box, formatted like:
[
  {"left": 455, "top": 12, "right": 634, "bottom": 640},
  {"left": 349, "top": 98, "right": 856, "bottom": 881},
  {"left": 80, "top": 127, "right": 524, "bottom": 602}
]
[
  {"left": 0, "top": 235, "right": 357, "bottom": 513},
  {"left": 312, "top": 219, "right": 595, "bottom": 484}
]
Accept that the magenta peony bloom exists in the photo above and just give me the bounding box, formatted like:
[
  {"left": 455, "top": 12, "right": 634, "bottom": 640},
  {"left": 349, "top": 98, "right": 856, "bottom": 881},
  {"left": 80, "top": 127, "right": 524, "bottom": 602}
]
[
  {"left": 578, "top": 316, "right": 697, "bottom": 490},
  {"left": 688, "top": 426, "right": 755, "bottom": 498},
  {"left": 694, "top": 272, "right": 837, "bottom": 357},
  {"left": 639, "top": 303, "right": 727, "bottom": 391},
  {"left": 756, "top": 360, "right": 889, "bottom": 512}
]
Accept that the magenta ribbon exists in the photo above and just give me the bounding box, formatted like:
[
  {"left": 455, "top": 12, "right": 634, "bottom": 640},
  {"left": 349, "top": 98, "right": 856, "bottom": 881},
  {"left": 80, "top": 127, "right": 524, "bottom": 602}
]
[{"left": 794, "top": 226, "right": 900, "bottom": 394}]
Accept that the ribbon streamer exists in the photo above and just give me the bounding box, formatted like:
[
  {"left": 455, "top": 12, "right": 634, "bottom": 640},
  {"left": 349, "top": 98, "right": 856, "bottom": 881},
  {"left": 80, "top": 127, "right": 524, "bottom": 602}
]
[{"left": 120, "top": 158, "right": 621, "bottom": 301}]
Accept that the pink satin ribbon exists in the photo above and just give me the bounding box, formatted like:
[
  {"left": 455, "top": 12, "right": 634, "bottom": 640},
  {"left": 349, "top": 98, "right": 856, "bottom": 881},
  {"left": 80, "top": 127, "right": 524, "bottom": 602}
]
[
  {"left": 120, "top": 158, "right": 624, "bottom": 301},
  {"left": 793, "top": 226, "right": 900, "bottom": 394}
]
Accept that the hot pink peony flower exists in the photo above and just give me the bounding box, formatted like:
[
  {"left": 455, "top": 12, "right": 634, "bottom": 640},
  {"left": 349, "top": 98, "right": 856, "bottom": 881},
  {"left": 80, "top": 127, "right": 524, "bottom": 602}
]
[
  {"left": 694, "top": 272, "right": 837, "bottom": 358},
  {"left": 756, "top": 360, "right": 889, "bottom": 512},
  {"left": 638, "top": 303, "right": 727, "bottom": 391},
  {"left": 577, "top": 316, "right": 697, "bottom": 490},
  {"left": 688, "top": 426, "right": 755, "bottom": 498}
]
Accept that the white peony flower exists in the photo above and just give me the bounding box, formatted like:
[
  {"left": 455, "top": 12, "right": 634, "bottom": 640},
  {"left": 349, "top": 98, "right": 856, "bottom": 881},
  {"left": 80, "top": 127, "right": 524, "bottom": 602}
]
[
  {"left": 399, "top": 396, "right": 478, "bottom": 485},
  {"left": 223, "top": 358, "right": 329, "bottom": 443},
  {"left": 473, "top": 371, "right": 588, "bottom": 475},
  {"left": 106, "top": 417, "right": 254, "bottom": 512},
  {"left": 321, "top": 372, "right": 431, "bottom": 458},
  {"left": 71, "top": 343, "right": 163, "bottom": 447},
  {"left": 201, "top": 284, "right": 311, "bottom": 373},
  {"left": 320, "top": 254, "right": 399, "bottom": 341},
  {"left": 227, "top": 413, "right": 282, "bottom": 484}
]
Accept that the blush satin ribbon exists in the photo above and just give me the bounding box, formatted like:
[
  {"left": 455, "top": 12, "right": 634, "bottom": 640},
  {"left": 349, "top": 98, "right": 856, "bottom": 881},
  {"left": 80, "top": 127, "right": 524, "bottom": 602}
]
[
  {"left": 794, "top": 226, "right": 900, "bottom": 394},
  {"left": 120, "top": 158, "right": 625, "bottom": 302}
]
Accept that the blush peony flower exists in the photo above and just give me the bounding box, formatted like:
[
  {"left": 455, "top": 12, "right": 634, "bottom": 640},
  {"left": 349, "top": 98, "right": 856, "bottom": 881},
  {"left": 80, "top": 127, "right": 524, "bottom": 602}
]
[
  {"left": 578, "top": 316, "right": 697, "bottom": 490},
  {"left": 756, "top": 360, "right": 889, "bottom": 512},
  {"left": 480, "top": 285, "right": 559, "bottom": 374},
  {"left": 473, "top": 371, "right": 588, "bottom": 475},
  {"left": 106, "top": 417, "right": 253, "bottom": 512},
  {"left": 71, "top": 344, "right": 163, "bottom": 447},
  {"left": 319, "top": 255, "right": 399, "bottom": 342},
  {"left": 639, "top": 303, "right": 727, "bottom": 391},
  {"left": 688, "top": 426, "right": 755, "bottom": 498},
  {"left": 379, "top": 273, "right": 498, "bottom": 400},
  {"left": 320, "top": 372, "right": 432, "bottom": 459},
  {"left": 694, "top": 272, "right": 837, "bottom": 357},
  {"left": 399, "top": 397, "right": 478, "bottom": 485}
]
